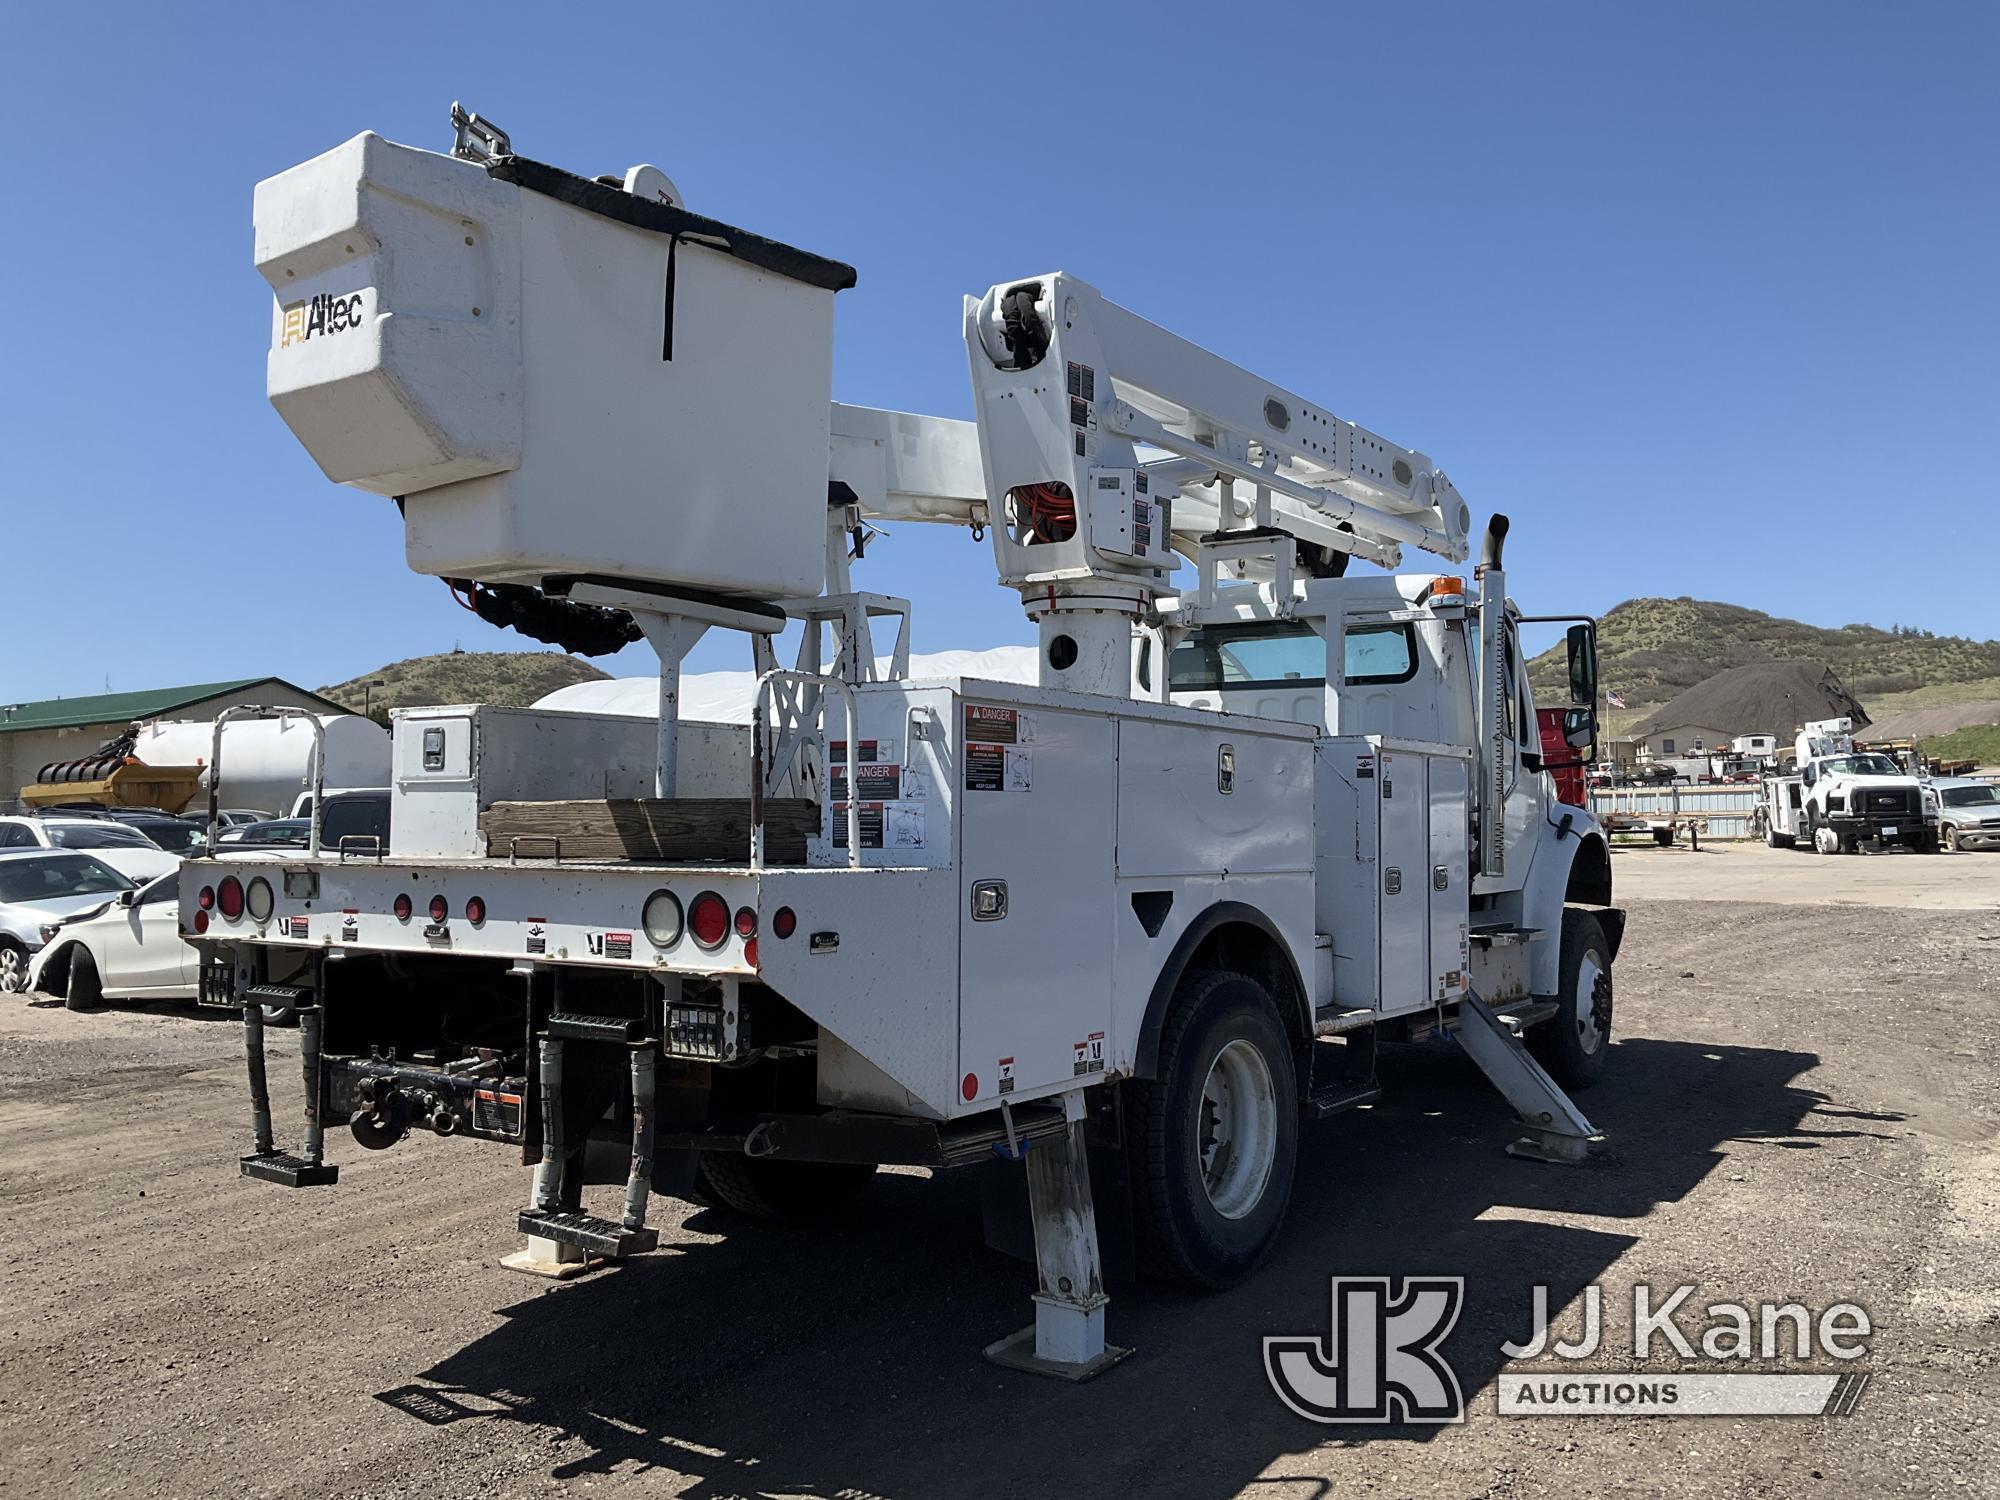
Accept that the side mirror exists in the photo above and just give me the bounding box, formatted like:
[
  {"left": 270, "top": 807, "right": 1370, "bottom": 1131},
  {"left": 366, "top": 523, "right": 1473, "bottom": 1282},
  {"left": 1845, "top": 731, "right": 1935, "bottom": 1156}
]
[
  {"left": 1565, "top": 622, "right": 1597, "bottom": 707},
  {"left": 1562, "top": 705, "right": 1593, "bottom": 750},
  {"left": 117, "top": 889, "right": 137, "bottom": 907}
]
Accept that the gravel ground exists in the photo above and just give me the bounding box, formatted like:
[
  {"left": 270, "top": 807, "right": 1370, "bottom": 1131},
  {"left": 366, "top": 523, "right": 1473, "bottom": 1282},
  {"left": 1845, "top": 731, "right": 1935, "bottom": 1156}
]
[{"left": 2, "top": 884, "right": 1996, "bottom": 1498}]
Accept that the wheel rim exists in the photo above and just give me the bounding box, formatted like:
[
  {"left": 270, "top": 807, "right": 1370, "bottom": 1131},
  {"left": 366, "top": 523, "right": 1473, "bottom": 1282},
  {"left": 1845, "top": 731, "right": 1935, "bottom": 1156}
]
[
  {"left": 0, "top": 948, "right": 23, "bottom": 994},
  {"left": 1575, "top": 950, "right": 1611, "bottom": 1054},
  {"left": 1197, "top": 1038, "right": 1279, "bottom": 1220},
  {"left": 1943, "top": 826, "right": 1956, "bottom": 851}
]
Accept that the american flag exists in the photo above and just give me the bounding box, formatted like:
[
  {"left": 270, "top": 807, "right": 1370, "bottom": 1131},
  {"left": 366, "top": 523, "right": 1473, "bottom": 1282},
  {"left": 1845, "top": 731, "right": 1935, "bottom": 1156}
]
[{"left": 1606, "top": 690, "right": 1628, "bottom": 709}]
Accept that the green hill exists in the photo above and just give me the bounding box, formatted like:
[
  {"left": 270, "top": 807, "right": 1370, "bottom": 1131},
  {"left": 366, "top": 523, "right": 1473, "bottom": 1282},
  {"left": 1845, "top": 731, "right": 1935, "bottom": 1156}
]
[
  {"left": 1529, "top": 598, "right": 2000, "bottom": 724},
  {"left": 320, "top": 651, "right": 609, "bottom": 724}
]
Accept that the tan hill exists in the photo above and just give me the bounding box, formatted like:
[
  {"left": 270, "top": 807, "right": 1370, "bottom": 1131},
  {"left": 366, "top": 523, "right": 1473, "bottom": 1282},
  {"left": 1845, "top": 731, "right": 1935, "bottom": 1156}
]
[
  {"left": 320, "top": 651, "right": 609, "bottom": 723},
  {"left": 1529, "top": 598, "right": 2000, "bottom": 723}
]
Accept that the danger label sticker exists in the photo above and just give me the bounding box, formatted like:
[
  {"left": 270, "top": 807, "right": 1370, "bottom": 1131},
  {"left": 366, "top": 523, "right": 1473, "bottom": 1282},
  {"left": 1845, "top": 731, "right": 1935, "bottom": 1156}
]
[
  {"left": 966, "top": 705, "right": 1022, "bottom": 744},
  {"left": 965, "top": 706, "right": 1036, "bottom": 792},
  {"left": 1072, "top": 1033, "right": 1105, "bottom": 1076},
  {"left": 998, "top": 1057, "right": 1015, "bottom": 1096},
  {"left": 830, "top": 761, "right": 901, "bottom": 802},
  {"left": 829, "top": 739, "right": 881, "bottom": 763},
  {"left": 832, "top": 802, "right": 886, "bottom": 849}
]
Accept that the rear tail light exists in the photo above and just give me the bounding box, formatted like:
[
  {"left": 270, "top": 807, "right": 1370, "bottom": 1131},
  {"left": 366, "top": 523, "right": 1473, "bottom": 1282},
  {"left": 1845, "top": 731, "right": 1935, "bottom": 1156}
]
[
  {"left": 689, "top": 892, "right": 729, "bottom": 949},
  {"left": 245, "top": 878, "right": 274, "bottom": 924},
  {"left": 734, "top": 906, "right": 757, "bottom": 938},
  {"left": 393, "top": 893, "right": 413, "bottom": 922},
  {"left": 743, "top": 937, "right": 759, "bottom": 969},
  {"left": 464, "top": 896, "right": 486, "bottom": 925},
  {"left": 217, "top": 877, "right": 244, "bottom": 920},
  {"left": 772, "top": 906, "right": 797, "bottom": 939},
  {"left": 429, "top": 895, "right": 449, "bottom": 924},
  {"left": 197, "top": 886, "right": 215, "bottom": 912},
  {"left": 642, "top": 889, "right": 683, "bottom": 947},
  {"left": 192, "top": 909, "right": 209, "bottom": 934}
]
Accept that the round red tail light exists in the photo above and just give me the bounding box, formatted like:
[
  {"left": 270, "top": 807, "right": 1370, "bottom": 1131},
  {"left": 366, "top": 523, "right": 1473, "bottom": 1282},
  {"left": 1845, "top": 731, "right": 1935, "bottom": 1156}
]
[
  {"left": 197, "top": 885, "right": 215, "bottom": 911},
  {"left": 689, "top": 892, "right": 729, "bottom": 949},
  {"left": 734, "top": 906, "right": 757, "bottom": 938},
  {"left": 193, "top": 909, "right": 209, "bottom": 934},
  {"left": 465, "top": 896, "right": 486, "bottom": 925},
  {"left": 393, "top": 893, "right": 413, "bottom": 922},
  {"left": 217, "top": 877, "right": 244, "bottom": 920},
  {"left": 743, "top": 937, "right": 759, "bottom": 969},
  {"left": 772, "top": 906, "right": 797, "bottom": 939},
  {"left": 429, "top": 895, "right": 449, "bottom": 924}
]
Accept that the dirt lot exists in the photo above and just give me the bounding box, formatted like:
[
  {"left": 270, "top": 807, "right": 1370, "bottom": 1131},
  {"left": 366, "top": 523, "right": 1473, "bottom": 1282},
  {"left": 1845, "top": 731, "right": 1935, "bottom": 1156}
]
[{"left": 3, "top": 858, "right": 1997, "bottom": 1498}]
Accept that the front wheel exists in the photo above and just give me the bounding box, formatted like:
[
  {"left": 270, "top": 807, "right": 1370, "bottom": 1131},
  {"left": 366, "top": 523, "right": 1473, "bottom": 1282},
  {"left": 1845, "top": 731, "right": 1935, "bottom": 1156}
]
[
  {"left": 64, "top": 948, "right": 103, "bottom": 1011},
  {"left": 1528, "top": 909, "right": 1613, "bottom": 1089},
  {"left": 1940, "top": 825, "right": 1958, "bottom": 853},
  {"left": 1125, "top": 969, "right": 1299, "bottom": 1289},
  {"left": 0, "top": 940, "right": 26, "bottom": 995}
]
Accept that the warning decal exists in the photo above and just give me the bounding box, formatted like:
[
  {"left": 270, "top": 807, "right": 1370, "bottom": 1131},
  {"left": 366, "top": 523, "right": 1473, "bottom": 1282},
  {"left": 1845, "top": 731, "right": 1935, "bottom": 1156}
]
[
  {"left": 829, "top": 739, "right": 881, "bottom": 763},
  {"left": 832, "top": 802, "right": 886, "bottom": 849},
  {"left": 831, "top": 761, "right": 901, "bottom": 802},
  {"left": 997, "top": 1057, "right": 1015, "bottom": 1096},
  {"left": 1072, "top": 1033, "right": 1105, "bottom": 1077},
  {"left": 965, "top": 705, "right": 1035, "bottom": 792}
]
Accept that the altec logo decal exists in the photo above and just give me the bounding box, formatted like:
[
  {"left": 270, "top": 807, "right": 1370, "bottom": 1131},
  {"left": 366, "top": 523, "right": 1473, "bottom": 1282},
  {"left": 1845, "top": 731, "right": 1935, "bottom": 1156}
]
[{"left": 280, "top": 291, "right": 367, "bottom": 347}]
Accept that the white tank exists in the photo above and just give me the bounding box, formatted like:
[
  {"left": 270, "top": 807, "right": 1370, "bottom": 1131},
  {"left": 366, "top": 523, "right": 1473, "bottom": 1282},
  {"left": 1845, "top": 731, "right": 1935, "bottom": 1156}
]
[{"left": 135, "top": 715, "right": 390, "bottom": 815}]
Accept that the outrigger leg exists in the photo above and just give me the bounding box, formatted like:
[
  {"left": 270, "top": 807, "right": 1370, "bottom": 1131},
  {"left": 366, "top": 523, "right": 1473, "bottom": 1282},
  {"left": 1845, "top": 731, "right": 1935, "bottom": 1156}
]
[
  {"left": 983, "top": 1090, "right": 1132, "bottom": 1381},
  {"left": 1453, "top": 988, "right": 1603, "bottom": 1163}
]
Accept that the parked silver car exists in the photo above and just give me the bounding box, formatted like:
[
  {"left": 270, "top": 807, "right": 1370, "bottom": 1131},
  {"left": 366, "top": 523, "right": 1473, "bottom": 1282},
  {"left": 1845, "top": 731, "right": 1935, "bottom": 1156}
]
[
  {"left": 1922, "top": 778, "right": 2000, "bottom": 852},
  {"left": 0, "top": 850, "right": 136, "bottom": 993}
]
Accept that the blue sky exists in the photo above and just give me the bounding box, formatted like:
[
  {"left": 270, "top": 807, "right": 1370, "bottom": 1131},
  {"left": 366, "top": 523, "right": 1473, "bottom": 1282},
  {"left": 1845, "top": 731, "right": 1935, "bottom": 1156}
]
[{"left": 3, "top": 3, "right": 1994, "bottom": 704}]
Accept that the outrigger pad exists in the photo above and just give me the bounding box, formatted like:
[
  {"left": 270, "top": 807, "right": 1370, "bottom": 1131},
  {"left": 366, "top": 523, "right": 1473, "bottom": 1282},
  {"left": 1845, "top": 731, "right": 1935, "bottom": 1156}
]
[
  {"left": 241, "top": 1153, "right": 340, "bottom": 1187},
  {"left": 516, "top": 1209, "right": 658, "bottom": 1258}
]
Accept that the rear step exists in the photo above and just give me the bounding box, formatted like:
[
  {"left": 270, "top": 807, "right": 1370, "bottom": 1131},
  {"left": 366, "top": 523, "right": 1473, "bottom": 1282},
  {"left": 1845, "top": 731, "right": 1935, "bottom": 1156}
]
[
  {"left": 1303, "top": 1082, "right": 1382, "bottom": 1120},
  {"left": 240, "top": 1151, "right": 338, "bottom": 1187},
  {"left": 517, "top": 1209, "right": 658, "bottom": 1258}
]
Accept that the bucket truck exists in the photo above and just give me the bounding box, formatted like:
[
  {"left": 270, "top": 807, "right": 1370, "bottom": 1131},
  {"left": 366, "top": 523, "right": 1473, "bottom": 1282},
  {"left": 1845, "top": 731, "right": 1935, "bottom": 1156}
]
[
  {"left": 1756, "top": 718, "right": 1938, "bottom": 853},
  {"left": 184, "top": 106, "right": 1621, "bottom": 1378}
]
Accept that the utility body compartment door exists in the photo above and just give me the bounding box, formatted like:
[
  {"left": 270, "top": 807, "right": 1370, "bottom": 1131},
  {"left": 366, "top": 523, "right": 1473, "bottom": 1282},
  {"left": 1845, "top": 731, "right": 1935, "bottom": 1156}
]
[{"left": 957, "top": 696, "right": 1115, "bottom": 1111}]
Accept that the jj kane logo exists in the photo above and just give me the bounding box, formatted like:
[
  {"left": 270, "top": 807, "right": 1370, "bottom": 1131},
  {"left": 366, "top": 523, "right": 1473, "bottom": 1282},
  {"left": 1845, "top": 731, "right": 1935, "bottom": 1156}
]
[
  {"left": 1265, "top": 1276, "right": 1466, "bottom": 1424},
  {"left": 281, "top": 290, "right": 368, "bottom": 347}
]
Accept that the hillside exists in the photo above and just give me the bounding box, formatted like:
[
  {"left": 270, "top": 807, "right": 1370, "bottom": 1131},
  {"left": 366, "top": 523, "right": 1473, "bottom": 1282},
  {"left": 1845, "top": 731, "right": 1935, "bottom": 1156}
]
[
  {"left": 1528, "top": 598, "right": 2000, "bottom": 720},
  {"left": 320, "top": 651, "right": 609, "bottom": 723}
]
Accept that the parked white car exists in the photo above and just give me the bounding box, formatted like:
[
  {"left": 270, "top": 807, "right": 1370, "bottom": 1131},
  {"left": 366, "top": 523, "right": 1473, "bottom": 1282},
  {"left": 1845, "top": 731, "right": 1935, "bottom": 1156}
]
[
  {"left": 28, "top": 866, "right": 198, "bottom": 1010},
  {"left": 0, "top": 850, "right": 137, "bottom": 994},
  {"left": 0, "top": 816, "right": 180, "bottom": 883}
]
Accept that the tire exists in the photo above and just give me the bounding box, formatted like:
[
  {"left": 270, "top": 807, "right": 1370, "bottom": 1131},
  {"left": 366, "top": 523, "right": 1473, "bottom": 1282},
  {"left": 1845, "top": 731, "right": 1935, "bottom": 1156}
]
[
  {"left": 0, "top": 939, "right": 26, "bottom": 995},
  {"left": 1913, "top": 829, "right": 1940, "bottom": 854},
  {"left": 1940, "top": 825, "right": 1958, "bottom": 853},
  {"left": 64, "top": 948, "right": 103, "bottom": 1012},
  {"left": 695, "top": 1154, "right": 876, "bottom": 1219},
  {"left": 1764, "top": 824, "right": 1794, "bottom": 849},
  {"left": 1528, "top": 910, "right": 1613, "bottom": 1090},
  {"left": 1124, "top": 969, "right": 1299, "bottom": 1290},
  {"left": 1652, "top": 828, "right": 1673, "bottom": 848}
]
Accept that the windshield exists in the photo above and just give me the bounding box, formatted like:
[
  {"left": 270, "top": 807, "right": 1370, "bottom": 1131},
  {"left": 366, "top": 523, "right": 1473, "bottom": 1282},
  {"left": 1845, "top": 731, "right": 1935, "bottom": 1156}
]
[
  {"left": 0, "top": 854, "right": 133, "bottom": 904},
  {"left": 321, "top": 796, "right": 389, "bottom": 851},
  {"left": 1168, "top": 622, "right": 1416, "bottom": 692},
  {"left": 1818, "top": 754, "right": 1901, "bottom": 778},
  {"left": 1941, "top": 786, "right": 2000, "bottom": 808},
  {"left": 136, "top": 821, "right": 206, "bottom": 852},
  {"left": 46, "top": 824, "right": 155, "bottom": 850}
]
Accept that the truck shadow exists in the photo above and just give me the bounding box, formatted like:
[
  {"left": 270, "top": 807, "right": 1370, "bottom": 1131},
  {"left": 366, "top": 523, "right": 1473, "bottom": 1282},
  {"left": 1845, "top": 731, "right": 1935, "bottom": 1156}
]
[{"left": 383, "top": 1035, "right": 1857, "bottom": 1495}]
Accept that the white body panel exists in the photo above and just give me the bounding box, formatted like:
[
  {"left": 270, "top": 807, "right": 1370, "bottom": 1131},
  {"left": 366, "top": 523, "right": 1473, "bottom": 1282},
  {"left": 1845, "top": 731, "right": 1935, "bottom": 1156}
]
[
  {"left": 390, "top": 705, "right": 749, "bottom": 859},
  {"left": 255, "top": 133, "right": 838, "bottom": 597},
  {"left": 136, "top": 715, "right": 389, "bottom": 817}
]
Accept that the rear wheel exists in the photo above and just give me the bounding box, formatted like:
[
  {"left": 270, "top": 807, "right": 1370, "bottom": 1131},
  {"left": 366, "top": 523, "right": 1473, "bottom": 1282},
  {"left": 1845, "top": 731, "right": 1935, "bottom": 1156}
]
[
  {"left": 1528, "top": 910, "right": 1613, "bottom": 1089},
  {"left": 0, "top": 940, "right": 26, "bottom": 995},
  {"left": 64, "top": 949, "right": 103, "bottom": 1012},
  {"left": 695, "top": 1155, "right": 876, "bottom": 1219},
  {"left": 1125, "top": 968, "right": 1299, "bottom": 1289}
]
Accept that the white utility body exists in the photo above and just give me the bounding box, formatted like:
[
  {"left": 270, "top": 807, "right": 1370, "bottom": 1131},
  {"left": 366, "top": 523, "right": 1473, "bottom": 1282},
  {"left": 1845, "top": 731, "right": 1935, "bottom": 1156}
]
[{"left": 186, "top": 107, "right": 1622, "bottom": 1379}]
